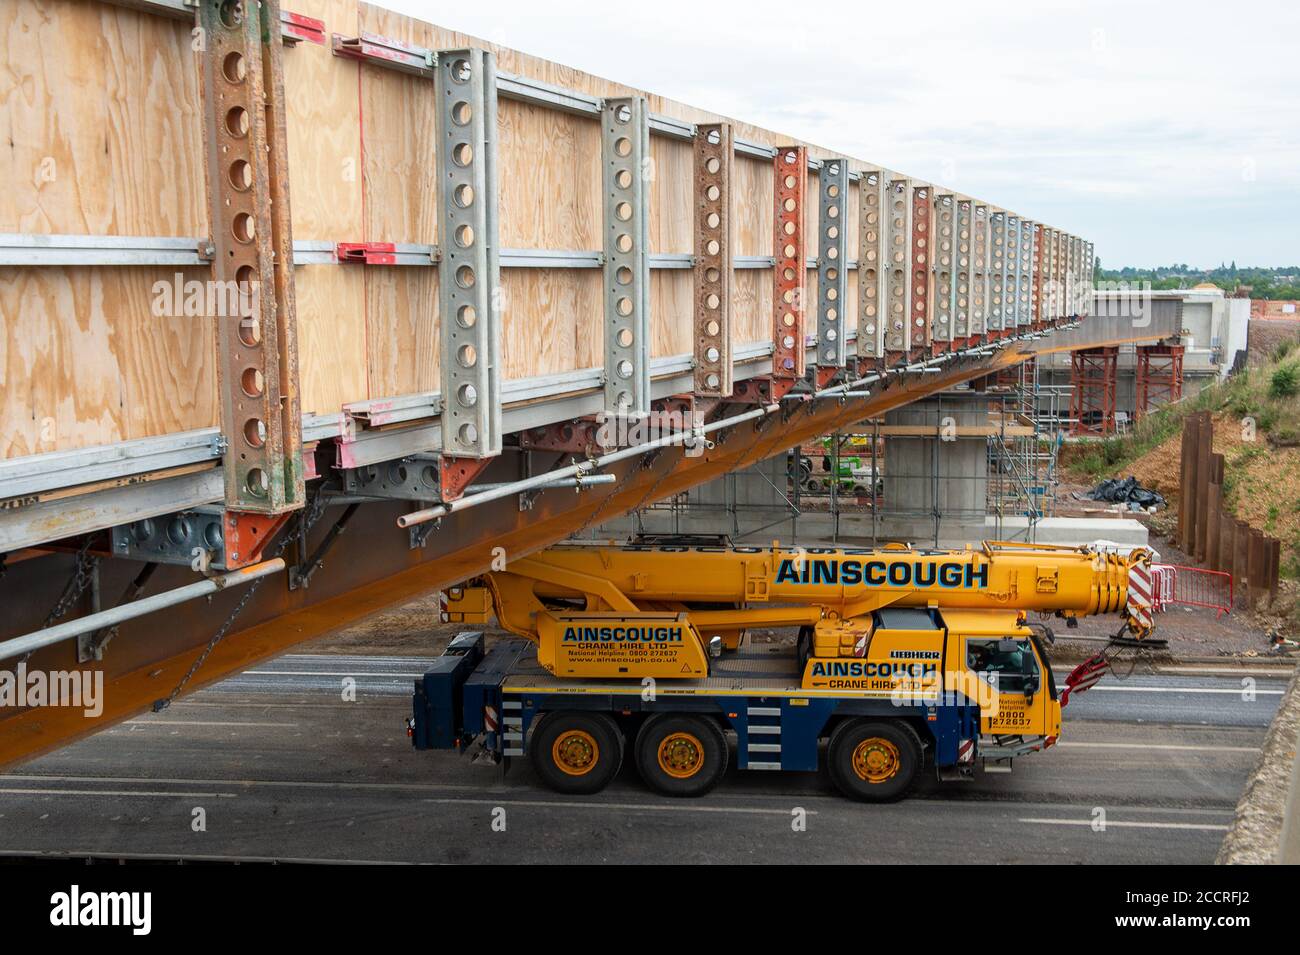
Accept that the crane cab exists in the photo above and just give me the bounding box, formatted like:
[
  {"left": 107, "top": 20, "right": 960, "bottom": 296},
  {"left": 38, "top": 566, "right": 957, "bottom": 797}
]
[
  {"left": 798, "top": 607, "right": 1060, "bottom": 746},
  {"left": 940, "top": 609, "right": 1061, "bottom": 747}
]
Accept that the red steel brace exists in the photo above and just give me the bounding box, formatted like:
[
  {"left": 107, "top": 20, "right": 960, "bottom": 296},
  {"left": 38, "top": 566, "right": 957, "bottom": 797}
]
[
  {"left": 280, "top": 11, "right": 326, "bottom": 46},
  {"left": 331, "top": 32, "right": 437, "bottom": 79},
  {"left": 336, "top": 242, "right": 397, "bottom": 265},
  {"left": 224, "top": 511, "right": 292, "bottom": 568},
  {"left": 439, "top": 457, "right": 493, "bottom": 502}
]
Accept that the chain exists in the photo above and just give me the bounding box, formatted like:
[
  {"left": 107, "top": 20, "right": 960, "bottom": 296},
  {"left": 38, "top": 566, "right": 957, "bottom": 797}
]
[
  {"left": 153, "top": 493, "right": 329, "bottom": 712},
  {"left": 21, "top": 538, "right": 100, "bottom": 665},
  {"left": 43, "top": 537, "right": 98, "bottom": 627}
]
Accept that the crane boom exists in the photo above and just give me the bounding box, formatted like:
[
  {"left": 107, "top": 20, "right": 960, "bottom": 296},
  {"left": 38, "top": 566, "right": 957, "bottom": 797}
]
[{"left": 445, "top": 539, "right": 1156, "bottom": 683}]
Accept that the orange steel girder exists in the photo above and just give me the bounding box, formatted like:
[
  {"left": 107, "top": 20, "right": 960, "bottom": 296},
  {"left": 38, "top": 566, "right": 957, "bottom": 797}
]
[
  {"left": 2, "top": 326, "right": 1162, "bottom": 769},
  {"left": 0, "top": 350, "right": 1037, "bottom": 769}
]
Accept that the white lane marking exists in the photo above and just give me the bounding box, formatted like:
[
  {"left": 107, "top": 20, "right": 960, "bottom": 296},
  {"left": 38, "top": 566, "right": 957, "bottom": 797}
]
[
  {"left": 1056, "top": 742, "right": 1259, "bottom": 753},
  {"left": 0, "top": 774, "right": 514, "bottom": 796},
  {"left": 0, "top": 849, "right": 407, "bottom": 865},
  {"left": 241, "top": 671, "right": 420, "bottom": 679},
  {"left": 424, "top": 797, "right": 814, "bottom": 816},
  {"left": 0, "top": 788, "right": 236, "bottom": 799},
  {"left": 122, "top": 720, "right": 299, "bottom": 728},
  {"left": 1073, "top": 686, "right": 1283, "bottom": 695},
  {"left": 1019, "top": 817, "right": 1229, "bottom": 831},
  {"left": 1153, "top": 667, "right": 1294, "bottom": 677}
]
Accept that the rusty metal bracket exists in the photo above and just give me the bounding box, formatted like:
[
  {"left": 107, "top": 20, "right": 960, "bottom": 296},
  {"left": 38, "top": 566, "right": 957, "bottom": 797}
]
[
  {"left": 772, "top": 146, "right": 807, "bottom": 380},
  {"left": 437, "top": 456, "right": 493, "bottom": 504},
  {"left": 224, "top": 510, "right": 291, "bottom": 569},
  {"left": 730, "top": 377, "right": 796, "bottom": 406},
  {"left": 518, "top": 420, "right": 608, "bottom": 455},
  {"left": 200, "top": 0, "right": 305, "bottom": 514},
  {"left": 693, "top": 123, "right": 734, "bottom": 397}
]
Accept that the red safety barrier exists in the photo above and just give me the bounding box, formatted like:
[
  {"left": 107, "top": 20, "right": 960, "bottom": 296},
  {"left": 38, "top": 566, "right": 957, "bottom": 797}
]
[{"left": 1151, "top": 563, "right": 1232, "bottom": 617}]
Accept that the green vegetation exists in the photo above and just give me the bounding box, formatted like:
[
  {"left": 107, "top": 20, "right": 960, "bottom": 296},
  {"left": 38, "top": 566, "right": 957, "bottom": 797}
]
[
  {"left": 1065, "top": 356, "right": 1300, "bottom": 484},
  {"left": 1094, "top": 261, "right": 1300, "bottom": 299},
  {"left": 1269, "top": 364, "right": 1299, "bottom": 399}
]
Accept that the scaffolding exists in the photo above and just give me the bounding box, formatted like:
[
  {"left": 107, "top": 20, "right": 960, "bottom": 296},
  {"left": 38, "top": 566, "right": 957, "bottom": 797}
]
[{"left": 613, "top": 360, "right": 1069, "bottom": 547}]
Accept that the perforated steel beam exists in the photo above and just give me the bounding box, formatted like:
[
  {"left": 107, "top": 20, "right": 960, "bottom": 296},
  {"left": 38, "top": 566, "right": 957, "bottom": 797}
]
[
  {"left": 602, "top": 97, "right": 651, "bottom": 415},
  {"left": 970, "top": 204, "right": 989, "bottom": 342},
  {"left": 1029, "top": 223, "right": 1043, "bottom": 326},
  {"left": 436, "top": 48, "right": 502, "bottom": 461},
  {"left": 857, "top": 170, "right": 887, "bottom": 363},
  {"left": 1082, "top": 241, "right": 1094, "bottom": 316},
  {"left": 693, "top": 123, "right": 734, "bottom": 396},
  {"left": 989, "top": 212, "right": 1007, "bottom": 335},
  {"left": 772, "top": 146, "right": 808, "bottom": 380},
  {"left": 1016, "top": 218, "right": 1034, "bottom": 329},
  {"left": 199, "top": 0, "right": 304, "bottom": 516},
  {"left": 1004, "top": 215, "right": 1021, "bottom": 331},
  {"left": 910, "top": 185, "right": 932, "bottom": 353},
  {"left": 883, "top": 178, "right": 912, "bottom": 355},
  {"left": 932, "top": 194, "right": 956, "bottom": 348},
  {"left": 815, "top": 157, "right": 849, "bottom": 370}
]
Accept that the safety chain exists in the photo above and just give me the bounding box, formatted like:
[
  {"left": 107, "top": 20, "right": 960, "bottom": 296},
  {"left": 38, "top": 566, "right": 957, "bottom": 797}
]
[
  {"left": 153, "top": 492, "right": 330, "bottom": 712},
  {"left": 21, "top": 537, "right": 100, "bottom": 665}
]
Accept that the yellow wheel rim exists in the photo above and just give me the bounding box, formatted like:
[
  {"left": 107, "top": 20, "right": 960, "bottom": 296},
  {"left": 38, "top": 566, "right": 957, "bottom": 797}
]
[
  {"left": 552, "top": 729, "right": 599, "bottom": 776},
  {"left": 851, "top": 737, "right": 901, "bottom": 783},
  {"left": 657, "top": 731, "right": 705, "bottom": 779}
]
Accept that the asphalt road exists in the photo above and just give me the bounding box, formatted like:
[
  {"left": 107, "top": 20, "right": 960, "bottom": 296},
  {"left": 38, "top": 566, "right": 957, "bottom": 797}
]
[{"left": 0, "top": 654, "right": 1286, "bottom": 864}]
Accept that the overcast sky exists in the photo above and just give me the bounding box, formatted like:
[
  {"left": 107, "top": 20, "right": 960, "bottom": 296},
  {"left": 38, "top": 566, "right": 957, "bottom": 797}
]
[{"left": 376, "top": 0, "right": 1298, "bottom": 270}]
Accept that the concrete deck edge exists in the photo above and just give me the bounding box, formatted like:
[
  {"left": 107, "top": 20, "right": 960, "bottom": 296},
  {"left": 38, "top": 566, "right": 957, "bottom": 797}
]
[{"left": 1216, "top": 664, "right": 1300, "bottom": 864}]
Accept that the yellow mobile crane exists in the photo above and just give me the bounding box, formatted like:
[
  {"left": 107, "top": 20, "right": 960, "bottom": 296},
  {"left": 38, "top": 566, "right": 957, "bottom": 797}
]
[{"left": 415, "top": 539, "right": 1161, "bottom": 801}]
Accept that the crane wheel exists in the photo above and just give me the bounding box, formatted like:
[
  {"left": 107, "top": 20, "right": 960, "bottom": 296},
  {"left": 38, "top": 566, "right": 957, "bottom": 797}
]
[
  {"left": 530, "top": 711, "right": 624, "bottom": 795},
  {"left": 827, "top": 719, "right": 921, "bottom": 802},
  {"left": 635, "top": 714, "right": 728, "bottom": 797}
]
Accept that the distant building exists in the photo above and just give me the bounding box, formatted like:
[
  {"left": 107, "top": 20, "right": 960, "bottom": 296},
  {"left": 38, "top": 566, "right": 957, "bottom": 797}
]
[{"left": 1250, "top": 299, "right": 1300, "bottom": 320}]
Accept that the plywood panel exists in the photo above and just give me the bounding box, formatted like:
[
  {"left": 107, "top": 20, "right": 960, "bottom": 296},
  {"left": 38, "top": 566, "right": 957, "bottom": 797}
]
[
  {"left": 294, "top": 265, "right": 368, "bottom": 416},
  {"left": 284, "top": 0, "right": 368, "bottom": 412},
  {"left": 651, "top": 272, "right": 691, "bottom": 358},
  {"left": 0, "top": 0, "right": 1030, "bottom": 462},
  {"left": 500, "top": 269, "right": 601, "bottom": 380},
  {"left": 0, "top": 0, "right": 205, "bottom": 236},
  {"left": 365, "top": 268, "right": 439, "bottom": 398},
  {"left": 357, "top": 4, "right": 440, "bottom": 400},
  {"left": 0, "top": 265, "right": 216, "bottom": 458},
  {"left": 649, "top": 137, "right": 692, "bottom": 255}
]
